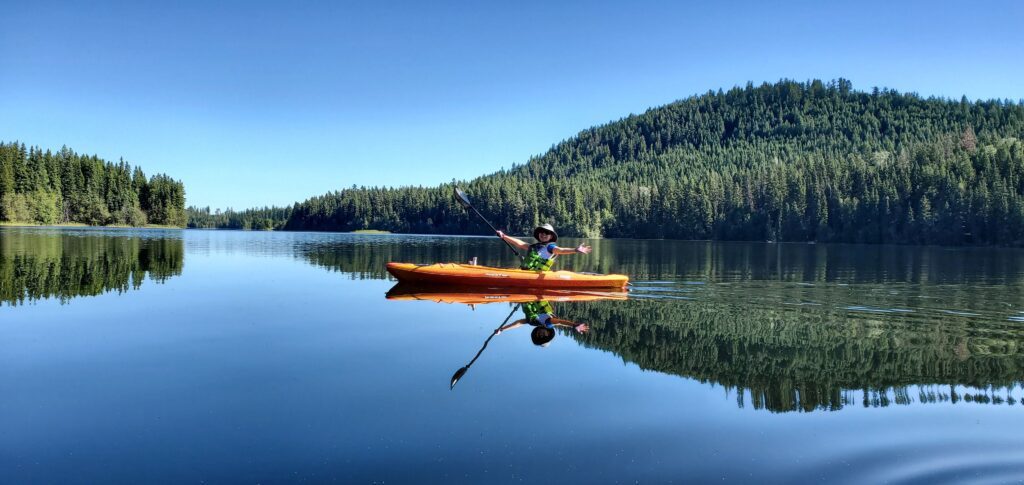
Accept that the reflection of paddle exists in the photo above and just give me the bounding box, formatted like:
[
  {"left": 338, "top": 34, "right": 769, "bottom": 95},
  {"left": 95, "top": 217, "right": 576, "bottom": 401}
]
[
  {"left": 454, "top": 186, "right": 522, "bottom": 260},
  {"left": 450, "top": 304, "right": 520, "bottom": 390}
]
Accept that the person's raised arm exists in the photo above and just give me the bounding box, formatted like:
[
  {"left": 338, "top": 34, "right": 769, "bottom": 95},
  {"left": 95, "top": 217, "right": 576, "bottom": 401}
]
[
  {"left": 496, "top": 231, "right": 531, "bottom": 250},
  {"left": 494, "top": 319, "right": 527, "bottom": 335}
]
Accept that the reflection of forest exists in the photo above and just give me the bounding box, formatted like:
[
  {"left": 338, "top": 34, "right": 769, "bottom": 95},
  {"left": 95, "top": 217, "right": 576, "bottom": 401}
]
[
  {"left": 557, "top": 298, "right": 1024, "bottom": 413},
  {"left": 303, "top": 236, "right": 1024, "bottom": 285},
  {"left": 8, "top": 230, "right": 1018, "bottom": 412},
  {"left": 308, "top": 236, "right": 1024, "bottom": 412},
  {"left": 301, "top": 236, "right": 507, "bottom": 279},
  {"left": 0, "top": 230, "right": 184, "bottom": 306}
]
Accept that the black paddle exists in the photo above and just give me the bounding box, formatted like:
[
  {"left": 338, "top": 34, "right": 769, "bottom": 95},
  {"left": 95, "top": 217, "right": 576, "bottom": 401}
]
[
  {"left": 450, "top": 304, "right": 520, "bottom": 390},
  {"left": 454, "top": 186, "right": 522, "bottom": 260}
]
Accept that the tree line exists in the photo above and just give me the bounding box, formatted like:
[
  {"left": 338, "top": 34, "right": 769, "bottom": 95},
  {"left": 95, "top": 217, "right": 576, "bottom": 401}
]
[
  {"left": 189, "top": 79, "right": 1024, "bottom": 246},
  {"left": 0, "top": 143, "right": 187, "bottom": 226},
  {"left": 187, "top": 205, "right": 292, "bottom": 230}
]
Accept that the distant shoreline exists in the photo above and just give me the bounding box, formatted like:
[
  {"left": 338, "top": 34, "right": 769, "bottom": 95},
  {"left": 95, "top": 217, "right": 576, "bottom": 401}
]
[
  {"left": 0, "top": 222, "right": 183, "bottom": 229},
  {"left": 0, "top": 223, "right": 392, "bottom": 233},
  {"left": 185, "top": 227, "right": 393, "bottom": 234}
]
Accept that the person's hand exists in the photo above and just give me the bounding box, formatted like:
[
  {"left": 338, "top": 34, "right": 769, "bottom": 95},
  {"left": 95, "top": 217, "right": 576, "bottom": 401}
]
[
  {"left": 576, "top": 244, "right": 592, "bottom": 254},
  {"left": 574, "top": 323, "right": 589, "bottom": 333},
  {"left": 496, "top": 230, "right": 505, "bottom": 238}
]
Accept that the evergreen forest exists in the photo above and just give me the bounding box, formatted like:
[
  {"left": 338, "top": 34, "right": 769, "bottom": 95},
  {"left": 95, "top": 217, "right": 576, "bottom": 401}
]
[
  {"left": 190, "top": 79, "right": 1024, "bottom": 246},
  {"left": 0, "top": 143, "right": 187, "bottom": 227}
]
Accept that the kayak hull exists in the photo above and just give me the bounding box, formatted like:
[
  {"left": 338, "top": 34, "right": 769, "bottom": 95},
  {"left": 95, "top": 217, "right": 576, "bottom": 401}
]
[
  {"left": 386, "top": 262, "right": 629, "bottom": 289},
  {"left": 385, "top": 283, "right": 628, "bottom": 304}
]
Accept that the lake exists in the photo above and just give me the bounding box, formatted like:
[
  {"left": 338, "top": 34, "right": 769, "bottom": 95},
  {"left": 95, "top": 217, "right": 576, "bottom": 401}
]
[{"left": 2, "top": 227, "right": 1024, "bottom": 483}]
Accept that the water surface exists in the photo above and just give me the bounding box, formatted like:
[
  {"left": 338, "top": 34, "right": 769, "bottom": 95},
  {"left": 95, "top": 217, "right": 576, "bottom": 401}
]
[{"left": 3, "top": 227, "right": 1024, "bottom": 483}]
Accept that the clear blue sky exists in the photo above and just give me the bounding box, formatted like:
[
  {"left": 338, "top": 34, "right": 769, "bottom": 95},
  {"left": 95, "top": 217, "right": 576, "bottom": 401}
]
[{"left": 2, "top": 0, "right": 1022, "bottom": 210}]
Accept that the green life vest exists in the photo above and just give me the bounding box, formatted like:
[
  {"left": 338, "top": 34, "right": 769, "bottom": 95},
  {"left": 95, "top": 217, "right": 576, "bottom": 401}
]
[
  {"left": 521, "top": 242, "right": 557, "bottom": 271},
  {"left": 523, "top": 300, "right": 555, "bottom": 323}
]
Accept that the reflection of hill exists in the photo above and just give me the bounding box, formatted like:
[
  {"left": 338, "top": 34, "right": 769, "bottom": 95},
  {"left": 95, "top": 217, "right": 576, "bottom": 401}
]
[
  {"left": 558, "top": 298, "right": 1024, "bottom": 413},
  {"left": 0, "top": 231, "right": 184, "bottom": 306},
  {"left": 300, "top": 235, "right": 1024, "bottom": 412}
]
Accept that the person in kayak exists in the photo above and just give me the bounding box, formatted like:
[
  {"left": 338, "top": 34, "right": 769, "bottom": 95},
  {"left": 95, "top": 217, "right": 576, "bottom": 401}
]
[
  {"left": 494, "top": 300, "right": 589, "bottom": 347},
  {"left": 496, "top": 224, "right": 592, "bottom": 271}
]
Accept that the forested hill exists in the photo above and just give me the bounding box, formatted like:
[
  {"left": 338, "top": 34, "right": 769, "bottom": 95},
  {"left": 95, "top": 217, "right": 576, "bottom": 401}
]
[
  {"left": 190, "top": 79, "right": 1024, "bottom": 245},
  {"left": 0, "top": 143, "right": 187, "bottom": 227}
]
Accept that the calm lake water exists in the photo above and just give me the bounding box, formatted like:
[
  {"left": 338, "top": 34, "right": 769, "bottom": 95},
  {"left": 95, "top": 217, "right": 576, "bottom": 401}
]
[{"left": 3, "top": 227, "right": 1024, "bottom": 483}]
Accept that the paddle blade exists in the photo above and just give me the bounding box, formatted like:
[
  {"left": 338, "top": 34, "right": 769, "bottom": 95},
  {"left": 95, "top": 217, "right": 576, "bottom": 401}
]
[
  {"left": 450, "top": 366, "right": 468, "bottom": 390},
  {"left": 454, "top": 187, "right": 472, "bottom": 208}
]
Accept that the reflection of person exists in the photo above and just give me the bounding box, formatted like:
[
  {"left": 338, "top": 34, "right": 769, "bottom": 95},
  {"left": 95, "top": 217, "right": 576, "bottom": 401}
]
[
  {"left": 496, "top": 224, "right": 592, "bottom": 271},
  {"left": 494, "top": 300, "right": 589, "bottom": 347}
]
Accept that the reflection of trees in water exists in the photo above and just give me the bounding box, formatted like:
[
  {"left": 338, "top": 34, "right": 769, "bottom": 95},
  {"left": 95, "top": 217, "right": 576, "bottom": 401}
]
[
  {"left": 305, "top": 236, "right": 1024, "bottom": 412},
  {"left": 0, "top": 232, "right": 184, "bottom": 306},
  {"left": 301, "top": 237, "right": 519, "bottom": 279},
  {"left": 557, "top": 298, "right": 1024, "bottom": 413},
  {"left": 301, "top": 237, "right": 1024, "bottom": 286}
]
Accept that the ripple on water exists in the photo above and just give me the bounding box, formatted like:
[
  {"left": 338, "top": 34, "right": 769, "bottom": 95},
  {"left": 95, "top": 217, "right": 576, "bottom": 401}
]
[
  {"left": 628, "top": 286, "right": 696, "bottom": 293},
  {"left": 844, "top": 306, "right": 914, "bottom": 314},
  {"left": 939, "top": 309, "right": 983, "bottom": 317},
  {"left": 796, "top": 439, "right": 1024, "bottom": 484}
]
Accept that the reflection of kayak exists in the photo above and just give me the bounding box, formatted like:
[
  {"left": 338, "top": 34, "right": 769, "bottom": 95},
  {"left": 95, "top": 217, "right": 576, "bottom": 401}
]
[
  {"left": 386, "top": 262, "right": 630, "bottom": 289},
  {"left": 385, "top": 283, "right": 628, "bottom": 304}
]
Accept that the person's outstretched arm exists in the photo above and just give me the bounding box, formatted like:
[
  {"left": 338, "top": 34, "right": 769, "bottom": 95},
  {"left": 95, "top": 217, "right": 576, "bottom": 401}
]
[
  {"left": 553, "top": 243, "right": 591, "bottom": 255},
  {"left": 550, "top": 317, "right": 589, "bottom": 333}
]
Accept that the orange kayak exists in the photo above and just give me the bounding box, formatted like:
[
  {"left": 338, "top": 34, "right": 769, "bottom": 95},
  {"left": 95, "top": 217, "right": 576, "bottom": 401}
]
[
  {"left": 385, "top": 262, "right": 629, "bottom": 289},
  {"left": 385, "top": 283, "right": 628, "bottom": 304}
]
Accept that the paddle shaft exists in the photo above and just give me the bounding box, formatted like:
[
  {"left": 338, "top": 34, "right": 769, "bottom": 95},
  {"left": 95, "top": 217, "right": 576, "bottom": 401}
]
[
  {"left": 464, "top": 304, "right": 520, "bottom": 369},
  {"left": 455, "top": 188, "right": 522, "bottom": 260},
  {"left": 472, "top": 206, "right": 522, "bottom": 259}
]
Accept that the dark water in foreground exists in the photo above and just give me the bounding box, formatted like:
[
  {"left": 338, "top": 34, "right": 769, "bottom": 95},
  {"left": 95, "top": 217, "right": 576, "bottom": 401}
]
[{"left": 2, "top": 227, "right": 1024, "bottom": 483}]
